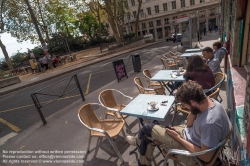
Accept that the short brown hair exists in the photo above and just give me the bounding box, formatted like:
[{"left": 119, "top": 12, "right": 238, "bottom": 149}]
[
  {"left": 202, "top": 47, "right": 213, "bottom": 53},
  {"left": 213, "top": 41, "right": 222, "bottom": 49},
  {"left": 175, "top": 81, "right": 207, "bottom": 105}
]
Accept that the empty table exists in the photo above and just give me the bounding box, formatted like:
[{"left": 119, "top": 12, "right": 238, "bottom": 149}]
[
  {"left": 184, "top": 48, "right": 201, "bottom": 53},
  {"left": 150, "top": 70, "right": 186, "bottom": 95},
  {"left": 120, "top": 94, "right": 175, "bottom": 122},
  {"left": 180, "top": 52, "right": 202, "bottom": 58}
]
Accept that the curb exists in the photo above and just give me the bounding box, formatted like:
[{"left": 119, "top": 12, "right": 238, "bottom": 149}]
[{"left": 0, "top": 41, "right": 163, "bottom": 96}]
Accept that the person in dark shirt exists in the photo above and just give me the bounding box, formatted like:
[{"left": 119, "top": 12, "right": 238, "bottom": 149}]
[{"left": 183, "top": 55, "right": 215, "bottom": 90}]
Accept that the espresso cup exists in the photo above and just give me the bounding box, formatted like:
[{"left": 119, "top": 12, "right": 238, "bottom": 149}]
[
  {"left": 149, "top": 101, "right": 158, "bottom": 109},
  {"left": 176, "top": 70, "right": 180, "bottom": 75}
]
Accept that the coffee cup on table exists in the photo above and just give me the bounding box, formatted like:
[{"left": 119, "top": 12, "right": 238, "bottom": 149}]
[
  {"left": 176, "top": 70, "right": 180, "bottom": 75},
  {"left": 149, "top": 101, "right": 158, "bottom": 109}
]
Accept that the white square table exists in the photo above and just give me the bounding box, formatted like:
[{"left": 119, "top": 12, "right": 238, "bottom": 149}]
[
  {"left": 120, "top": 94, "right": 175, "bottom": 122},
  {"left": 180, "top": 52, "right": 202, "bottom": 58},
  {"left": 184, "top": 48, "right": 201, "bottom": 53},
  {"left": 150, "top": 70, "right": 186, "bottom": 95}
]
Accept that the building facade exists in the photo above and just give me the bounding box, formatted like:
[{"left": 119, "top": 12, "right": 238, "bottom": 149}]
[
  {"left": 221, "top": 0, "right": 250, "bottom": 164},
  {"left": 125, "top": 0, "right": 221, "bottom": 40}
]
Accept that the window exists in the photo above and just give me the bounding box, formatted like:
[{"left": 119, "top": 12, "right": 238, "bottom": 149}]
[
  {"left": 133, "top": 11, "right": 136, "bottom": 18},
  {"left": 200, "top": 0, "right": 205, "bottom": 3},
  {"left": 163, "top": 3, "right": 168, "bottom": 11},
  {"left": 171, "top": 1, "right": 176, "bottom": 9},
  {"left": 149, "top": 21, "right": 153, "bottom": 27},
  {"left": 140, "top": 9, "right": 144, "bottom": 17},
  {"left": 180, "top": 0, "right": 185, "bottom": 8},
  {"left": 209, "top": 8, "right": 216, "bottom": 16},
  {"left": 156, "top": 20, "right": 161, "bottom": 26},
  {"left": 142, "top": 23, "right": 146, "bottom": 29},
  {"left": 131, "top": 0, "right": 135, "bottom": 6},
  {"left": 190, "top": 0, "right": 195, "bottom": 5},
  {"left": 154, "top": 5, "right": 159, "bottom": 13},
  {"left": 147, "top": 7, "right": 151, "bottom": 15},
  {"left": 130, "top": 26, "right": 133, "bottom": 31},
  {"left": 164, "top": 18, "right": 169, "bottom": 24}
]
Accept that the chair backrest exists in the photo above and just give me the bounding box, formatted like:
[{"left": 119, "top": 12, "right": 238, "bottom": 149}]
[
  {"left": 169, "top": 50, "right": 175, "bottom": 56},
  {"left": 203, "top": 123, "right": 233, "bottom": 166},
  {"left": 143, "top": 69, "right": 152, "bottom": 84},
  {"left": 134, "top": 77, "right": 145, "bottom": 94},
  {"left": 99, "top": 89, "right": 118, "bottom": 108},
  {"left": 159, "top": 57, "right": 167, "bottom": 67},
  {"left": 78, "top": 104, "right": 101, "bottom": 129},
  {"left": 214, "top": 72, "right": 225, "bottom": 88},
  {"left": 208, "top": 88, "right": 220, "bottom": 100}
]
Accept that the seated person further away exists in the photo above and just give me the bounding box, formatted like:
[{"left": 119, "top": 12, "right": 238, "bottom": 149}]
[
  {"left": 127, "top": 81, "right": 231, "bottom": 166},
  {"left": 202, "top": 47, "right": 220, "bottom": 75},
  {"left": 183, "top": 55, "right": 215, "bottom": 90},
  {"left": 213, "top": 41, "right": 228, "bottom": 63}
]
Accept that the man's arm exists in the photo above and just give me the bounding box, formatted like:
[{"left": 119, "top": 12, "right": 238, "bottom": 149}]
[
  {"left": 166, "top": 129, "right": 215, "bottom": 162},
  {"left": 186, "top": 113, "right": 196, "bottom": 127}
]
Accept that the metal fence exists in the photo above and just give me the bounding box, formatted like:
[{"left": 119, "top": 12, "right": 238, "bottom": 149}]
[{"left": 30, "top": 74, "right": 85, "bottom": 125}]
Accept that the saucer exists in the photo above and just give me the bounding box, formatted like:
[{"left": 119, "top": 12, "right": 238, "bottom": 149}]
[{"left": 147, "top": 105, "right": 159, "bottom": 111}]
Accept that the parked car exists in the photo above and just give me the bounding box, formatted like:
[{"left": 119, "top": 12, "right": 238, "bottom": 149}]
[
  {"left": 176, "top": 33, "right": 182, "bottom": 42},
  {"left": 165, "top": 33, "right": 175, "bottom": 42}
]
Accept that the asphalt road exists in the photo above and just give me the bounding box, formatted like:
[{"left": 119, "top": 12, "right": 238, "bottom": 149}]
[{"left": 0, "top": 41, "right": 181, "bottom": 138}]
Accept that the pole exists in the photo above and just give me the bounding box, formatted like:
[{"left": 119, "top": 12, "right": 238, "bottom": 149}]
[
  {"left": 74, "top": 75, "right": 85, "bottom": 101},
  {"left": 31, "top": 94, "right": 47, "bottom": 125},
  {"left": 23, "top": 0, "right": 50, "bottom": 57}
]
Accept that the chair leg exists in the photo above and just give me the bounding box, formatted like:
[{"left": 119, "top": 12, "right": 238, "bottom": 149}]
[
  {"left": 87, "top": 133, "right": 92, "bottom": 153},
  {"left": 106, "top": 135, "right": 125, "bottom": 163},
  {"left": 121, "top": 128, "right": 127, "bottom": 141}
]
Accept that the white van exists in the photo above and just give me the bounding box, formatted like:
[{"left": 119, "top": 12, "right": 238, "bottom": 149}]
[{"left": 143, "top": 34, "right": 155, "bottom": 43}]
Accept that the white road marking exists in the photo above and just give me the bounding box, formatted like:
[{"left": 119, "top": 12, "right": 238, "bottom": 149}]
[{"left": 0, "top": 132, "right": 17, "bottom": 146}]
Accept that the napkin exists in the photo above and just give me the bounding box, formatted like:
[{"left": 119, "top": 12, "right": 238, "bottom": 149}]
[{"left": 171, "top": 74, "right": 177, "bottom": 78}]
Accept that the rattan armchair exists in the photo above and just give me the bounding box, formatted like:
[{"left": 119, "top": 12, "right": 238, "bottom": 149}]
[
  {"left": 204, "top": 72, "right": 225, "bottom": 102},
  {"left": 98, "top": 89, "right": 133, "bottom": 134},
  {"left": 163, "top": 123, "right": 232, "bottom": 166},
  {"left": 78, "top": 103, "right": 126, "bottom": 163},
  {"left": 134, "top": 77, "right": 165, "bottom": 95},
  {"left": 143, "top": 69, "right": 168, "bottom": 88},
  {"left": 159, "top": 57, "right": 177, "bottom": 70}
]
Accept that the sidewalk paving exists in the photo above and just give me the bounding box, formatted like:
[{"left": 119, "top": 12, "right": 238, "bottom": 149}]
[{"left": 0, "top": 32, "right": 226, "bottom": 166}]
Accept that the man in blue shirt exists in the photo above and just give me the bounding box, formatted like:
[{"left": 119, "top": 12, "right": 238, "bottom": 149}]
[{"left": 202, "top": 47, "right": 220, "bottom": 75}]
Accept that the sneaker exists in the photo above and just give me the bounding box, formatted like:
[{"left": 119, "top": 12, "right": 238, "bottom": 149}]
[{"left": 126, "top": 136, "right": 138, "bottom": 146}]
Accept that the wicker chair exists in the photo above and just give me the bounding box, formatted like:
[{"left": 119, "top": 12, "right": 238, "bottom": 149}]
[
  {"left": 143, "top": 69, "right": 168, "bottom": 88},
  {"left": 204, "top": 72, "right": 225, "bottom": 102},
  {"left": 98, "top": 89, "right": 133, "bottom": 134},
  {"left": 134, "top": 77, "right": 165, "bottom": 95},
  {"left": 159, "top": 57, "right": 177, "bottom": 70},
  {"left": 171, "top": 88, "right": 221, "bottom": 125},
  {"left": 163, "top": 123, "right": 232, "bottom": 166},
  {"left": 78, "top": 103, "right": 125, "bottom": 163}
]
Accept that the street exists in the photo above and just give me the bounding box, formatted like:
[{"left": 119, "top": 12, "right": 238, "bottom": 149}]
[{"left": 0, "top": 41, "right": 181, "bottom": 138}]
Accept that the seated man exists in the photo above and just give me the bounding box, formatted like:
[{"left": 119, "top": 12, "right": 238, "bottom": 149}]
[
  {"left": 127, "top": 81, "right": 230, "bottom": 166},
  {"left": 202, "top": 47, "right": 220, "bottom": 75}
]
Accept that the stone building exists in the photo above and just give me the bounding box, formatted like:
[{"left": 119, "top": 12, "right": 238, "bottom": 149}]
[
  {"left": 221, "top": 0, "right": 250, "bottom": 163},
  {"left": 124, "top": 0, "right": 221, "bottom": 40}
]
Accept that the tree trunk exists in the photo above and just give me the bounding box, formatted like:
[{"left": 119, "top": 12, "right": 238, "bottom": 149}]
[
  {"left": 135, "top": 0, "right": 142, "bottom": 38},
  {"left": 108, "top": 16, "right": 121, "bottom": 44},
  {"left": 23, "top": 0, "right": 48, "bottom": 55},
  {"left": 0, "top": 38, "right": 13, "bottom": 70},
  {"left": 36, "top": 0, "right": 50, "bottom": 42}
]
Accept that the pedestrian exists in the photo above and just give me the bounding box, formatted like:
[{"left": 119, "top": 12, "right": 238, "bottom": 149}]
[
  {"left": 41, "top": 55, "right": 48, "bottom": 70},
  {"left": 126, "top": 81, "right": 231, "bottom": 166},
  {"left": 209, "top": 26, "right": 212, "bottom": 33},
  {"left": 203, "top": 27, "right": 206, "bottom": 36}
]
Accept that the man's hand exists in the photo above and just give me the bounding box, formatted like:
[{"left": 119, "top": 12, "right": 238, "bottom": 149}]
[{"left": 165, "top": 127, "right": 181, "bottom": 141}]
